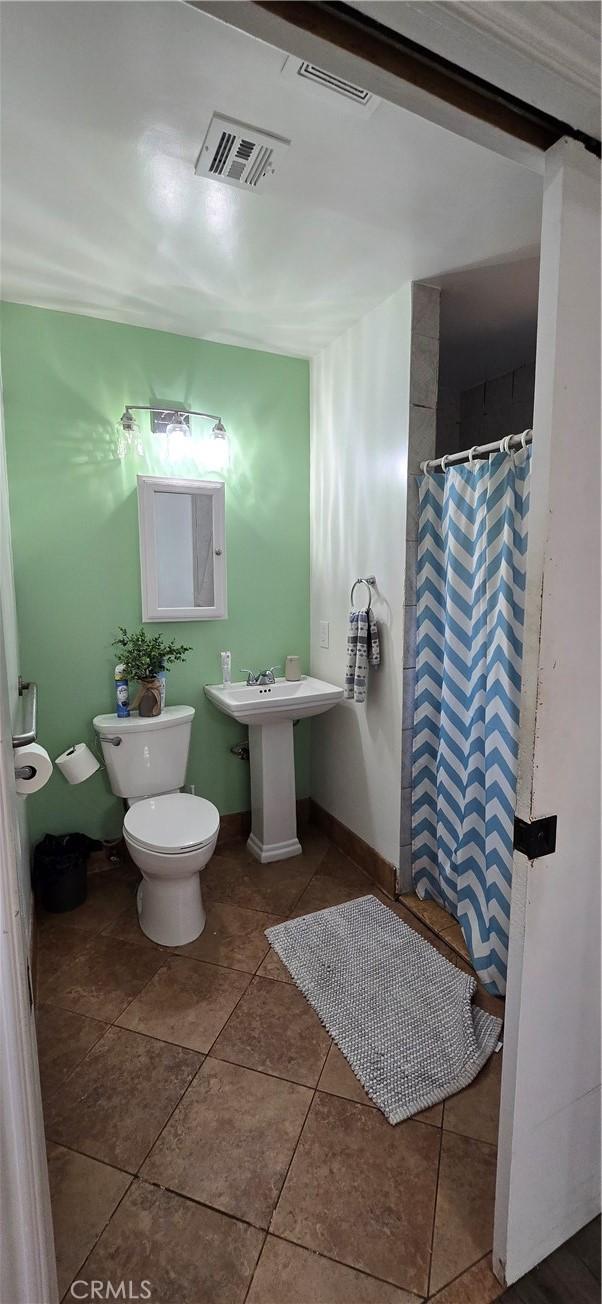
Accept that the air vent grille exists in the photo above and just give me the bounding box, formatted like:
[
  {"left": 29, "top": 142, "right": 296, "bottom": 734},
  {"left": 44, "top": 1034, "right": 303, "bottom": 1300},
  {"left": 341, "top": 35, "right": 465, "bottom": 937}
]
[
  {"left": 297, "top": 62, "right": 372, "bottom": 105},
  {"left": 195, "top": 115, "right": 290, "bottom": 192},
  {"left": 281, "top": 56, "right": 380, "bottom": 115}
]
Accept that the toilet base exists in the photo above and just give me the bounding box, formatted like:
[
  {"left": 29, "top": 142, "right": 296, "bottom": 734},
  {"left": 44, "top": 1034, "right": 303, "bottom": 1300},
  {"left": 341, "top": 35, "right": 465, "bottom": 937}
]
[{"left": 136, "top": 876, "right": 206, "bottom": 948}]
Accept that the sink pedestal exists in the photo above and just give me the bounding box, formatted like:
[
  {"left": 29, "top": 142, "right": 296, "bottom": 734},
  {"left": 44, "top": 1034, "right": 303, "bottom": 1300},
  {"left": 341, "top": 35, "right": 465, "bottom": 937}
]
[{"left": 247, "top": 720, "right": 302, "bottom": 863}]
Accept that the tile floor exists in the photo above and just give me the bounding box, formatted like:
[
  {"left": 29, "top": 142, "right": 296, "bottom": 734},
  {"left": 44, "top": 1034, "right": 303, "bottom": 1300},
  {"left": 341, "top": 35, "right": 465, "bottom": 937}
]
[{"left": 37, "top": 830, "right": 506, "bottom": 1303}]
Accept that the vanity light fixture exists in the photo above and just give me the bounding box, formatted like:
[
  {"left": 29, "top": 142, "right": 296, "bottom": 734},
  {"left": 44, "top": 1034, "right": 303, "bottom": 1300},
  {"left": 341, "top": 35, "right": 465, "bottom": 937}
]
[{"left": 117, "top": 405, "right": 229, "bottom": 467}]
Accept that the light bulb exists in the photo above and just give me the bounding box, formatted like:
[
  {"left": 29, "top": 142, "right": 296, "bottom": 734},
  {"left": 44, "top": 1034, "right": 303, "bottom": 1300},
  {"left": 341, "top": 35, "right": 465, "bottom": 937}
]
[
  {"left": 208, "top": 420, "right": 229, "bottom": 470},
  {"left": 165, "top": 414, "right": 190, "bottom": 439},
  {"left": 116, "top": 409, "right": 141, "bottom": 459}
]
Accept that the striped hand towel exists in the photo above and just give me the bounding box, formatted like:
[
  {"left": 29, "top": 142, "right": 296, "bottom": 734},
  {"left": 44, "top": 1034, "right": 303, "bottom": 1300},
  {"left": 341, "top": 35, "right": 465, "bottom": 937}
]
[{"left": 344, "top": 608, "right": 380, "bottom": 703}]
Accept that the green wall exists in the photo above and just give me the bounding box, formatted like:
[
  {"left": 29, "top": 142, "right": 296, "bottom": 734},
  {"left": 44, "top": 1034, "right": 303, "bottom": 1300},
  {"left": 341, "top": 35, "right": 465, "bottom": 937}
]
[{"left": 1, "top": 304, "right": 310, "bottom": 843}]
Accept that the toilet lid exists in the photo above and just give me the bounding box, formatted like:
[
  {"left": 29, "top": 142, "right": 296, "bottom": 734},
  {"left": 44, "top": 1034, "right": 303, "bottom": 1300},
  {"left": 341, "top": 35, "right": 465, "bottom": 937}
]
[{"left": 124, "top": 793, "right": 219, "bottom": 854}]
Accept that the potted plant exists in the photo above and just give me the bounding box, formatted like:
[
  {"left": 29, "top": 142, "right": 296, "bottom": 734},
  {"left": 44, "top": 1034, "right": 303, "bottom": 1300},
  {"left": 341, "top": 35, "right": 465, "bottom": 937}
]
[{"left": 112, "top": 627, "right": 192, "bottom": 717}]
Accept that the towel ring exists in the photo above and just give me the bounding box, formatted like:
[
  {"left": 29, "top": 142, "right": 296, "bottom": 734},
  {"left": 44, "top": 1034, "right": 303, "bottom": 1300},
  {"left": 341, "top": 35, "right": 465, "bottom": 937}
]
[{"left": 350, "top": 576, "right": 375, "bottom": 609}]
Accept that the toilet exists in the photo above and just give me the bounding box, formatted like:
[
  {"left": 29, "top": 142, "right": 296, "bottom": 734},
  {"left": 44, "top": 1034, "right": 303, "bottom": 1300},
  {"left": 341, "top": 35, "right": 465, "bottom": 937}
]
[{"left": 93, "top": 705, "right": 219, "bottom": 946}]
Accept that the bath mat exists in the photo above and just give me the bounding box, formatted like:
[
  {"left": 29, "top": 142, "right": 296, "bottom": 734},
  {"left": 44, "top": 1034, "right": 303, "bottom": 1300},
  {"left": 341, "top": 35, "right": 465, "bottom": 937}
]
[{"left": 266, "top": 895, "right": 502, "bottom": 1124}]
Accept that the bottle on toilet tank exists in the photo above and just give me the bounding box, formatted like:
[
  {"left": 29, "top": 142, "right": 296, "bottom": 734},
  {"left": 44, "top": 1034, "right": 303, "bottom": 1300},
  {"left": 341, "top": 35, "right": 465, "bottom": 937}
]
[{"left": 114, "top": 664, "right": 130, "bottom": 718}]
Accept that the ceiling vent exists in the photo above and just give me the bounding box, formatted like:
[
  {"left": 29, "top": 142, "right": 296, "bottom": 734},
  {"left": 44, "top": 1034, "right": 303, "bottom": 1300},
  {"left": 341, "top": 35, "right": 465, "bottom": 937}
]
[
  {"left": 281, "top": 56, "right": 380, "bottom": 115},
  {"left": 195, "top": 114, "right": 291, "bottom": 192}
]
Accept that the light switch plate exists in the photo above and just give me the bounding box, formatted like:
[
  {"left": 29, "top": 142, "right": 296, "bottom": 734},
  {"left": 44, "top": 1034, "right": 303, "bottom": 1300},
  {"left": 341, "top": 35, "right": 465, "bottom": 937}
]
[{"left": 319, "top": 621, "right": 329, "bottom": 649}]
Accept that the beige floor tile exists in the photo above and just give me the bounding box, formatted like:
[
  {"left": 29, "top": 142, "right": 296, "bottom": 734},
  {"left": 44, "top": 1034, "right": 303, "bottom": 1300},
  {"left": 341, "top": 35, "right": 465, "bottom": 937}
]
[
  {"left": 102, "top": 897, "right": 170, "bottom": 953},
  {"left": 316, "top": 1043, "right": 442, "bottom": 1124},
  {"left": 203, "top": 853, "right": 316, "bottom": 914},
  {"left": 78, "top": 1179, "right": 263, "bottom": 1304},
  {"left": 293, "top": 875, "right": 374, "bottom": 915},
  {"left": 400, "top": 892, "right": 454, "bottom": 934},
  {"left": 46, "top": 1026, "right": 201, "bottom": 1172},
  {"left": 141, "top": 1056, "right": 312, "bottom": 1228},
  {"left": 36, "top": 920, "right": 91, "bottom": 992},
  {"left": 474, "top": 985, "right": 506, "bottom": 1021},
  {"left": 271, "top": 1091, "right": 440, "bottom": 1295},
  {"left": 429, "top": 1131, "right": 497, "bottom": 1295},
  {"left": 317, "top": 1042, "right": 376, "bottom": 1107},
  {"left": 428, "top": 1253, "right": 504, "bottom": 1302},
  {"left": 212, "top": 975, "right": 331, "bottom": 1086},
  {"left": 297, "top": 826, "right": 331, "bottom": 867},
  {"left": 36, "top": 1004, "right": 107, "bottom": 1100},
  {"left": 440, "top": 921, "right": 471, "bottom": 961},
  {"left": 116, "top": 955, "right": 250, "bottom": 1053},
  {"left": 256, "top": 946, "right": 294, "bottom": 983},
  {"left": 172, "top": 900, "right": 280, "bottom": 972},
  {"left": 47, "top": 1142, "right": 130, "bottom": 1298},
  {"left": 443, "top": 1052, "right": 502, "bottom": 1147},
  {"left": 41, "top": 934, "right": 165, "bottom": 1022},
  {"left": 39, "top": 867, "right": 138, "bottom": 936},
  {"left": 247, "top": 1236, "right": 418, "bottom": 1304},
  {"left": 317, "top": 846, "right": 373, "bottom": 889}
]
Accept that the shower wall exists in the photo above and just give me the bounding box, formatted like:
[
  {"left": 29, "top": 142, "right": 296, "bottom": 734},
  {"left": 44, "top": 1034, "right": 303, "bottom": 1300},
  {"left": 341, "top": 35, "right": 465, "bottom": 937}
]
[
  {"left": 437, "top": 360, "right": 535, "bottom": 459},
  {"left": 398, "top": 283, "right": 440, "bottom": 892}
]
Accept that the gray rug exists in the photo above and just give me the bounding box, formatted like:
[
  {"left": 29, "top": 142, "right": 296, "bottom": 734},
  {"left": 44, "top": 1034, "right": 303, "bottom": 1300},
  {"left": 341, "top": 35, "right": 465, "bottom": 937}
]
[{"left": 266, "top": 895, "right": 502, "bottom": 1124}]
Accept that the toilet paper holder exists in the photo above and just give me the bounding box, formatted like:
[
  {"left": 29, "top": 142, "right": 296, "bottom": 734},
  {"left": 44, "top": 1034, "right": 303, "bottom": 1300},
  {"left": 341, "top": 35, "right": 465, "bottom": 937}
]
[{"left": 12, "top": 678, "right": 38, "bottom": 749}]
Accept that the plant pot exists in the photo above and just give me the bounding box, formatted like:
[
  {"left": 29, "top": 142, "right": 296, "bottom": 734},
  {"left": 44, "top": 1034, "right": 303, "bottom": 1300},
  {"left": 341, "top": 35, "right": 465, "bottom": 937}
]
[{"left": 138, "top": 677, "right": 162, "bottom": 717}]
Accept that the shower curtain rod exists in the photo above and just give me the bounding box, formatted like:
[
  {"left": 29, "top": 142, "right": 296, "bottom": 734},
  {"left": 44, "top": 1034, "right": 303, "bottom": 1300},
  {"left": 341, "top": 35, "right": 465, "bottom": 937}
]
[{"left": 422, "top": 428, "right": 533, "bottom": 473}]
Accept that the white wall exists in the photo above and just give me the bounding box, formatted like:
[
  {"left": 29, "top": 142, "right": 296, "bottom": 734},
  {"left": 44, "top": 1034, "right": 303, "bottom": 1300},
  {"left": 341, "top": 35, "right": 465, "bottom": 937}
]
[{"left": 310, "top": 286, "right": 411, "bottom": 868}]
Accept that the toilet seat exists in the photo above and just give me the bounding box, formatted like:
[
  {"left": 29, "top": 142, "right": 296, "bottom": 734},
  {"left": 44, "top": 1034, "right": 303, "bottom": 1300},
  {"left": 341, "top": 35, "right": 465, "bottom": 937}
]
[{"left": 124, "top": 792, "right": 219, "bottom": 855}]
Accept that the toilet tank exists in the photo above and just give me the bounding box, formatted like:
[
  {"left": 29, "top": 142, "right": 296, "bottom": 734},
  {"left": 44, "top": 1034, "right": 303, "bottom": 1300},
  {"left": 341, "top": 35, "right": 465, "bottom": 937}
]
[{"left": 93, "top": 705, "right": 195, "bottom": 799}]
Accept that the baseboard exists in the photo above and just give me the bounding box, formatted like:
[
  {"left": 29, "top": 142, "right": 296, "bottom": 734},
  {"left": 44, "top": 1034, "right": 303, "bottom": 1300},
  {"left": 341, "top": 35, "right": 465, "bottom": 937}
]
[
  {"left": 218, "top": 798, "right": 311, "bottom": 848},
  {"left": 309, "top": 799, "right": 396, "bottom": 898}
]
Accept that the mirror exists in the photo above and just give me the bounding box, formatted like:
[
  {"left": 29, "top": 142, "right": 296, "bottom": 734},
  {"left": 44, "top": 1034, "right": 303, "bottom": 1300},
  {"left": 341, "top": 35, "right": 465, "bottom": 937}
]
[{"left": 137, "top": 475, "right": 227, "bottom": 621}]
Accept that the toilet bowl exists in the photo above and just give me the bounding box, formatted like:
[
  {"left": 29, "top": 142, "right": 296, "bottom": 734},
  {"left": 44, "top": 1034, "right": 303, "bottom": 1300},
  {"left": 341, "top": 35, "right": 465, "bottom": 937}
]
[{"left": 123, "top": 792, "right": 220, "bottom": 946}]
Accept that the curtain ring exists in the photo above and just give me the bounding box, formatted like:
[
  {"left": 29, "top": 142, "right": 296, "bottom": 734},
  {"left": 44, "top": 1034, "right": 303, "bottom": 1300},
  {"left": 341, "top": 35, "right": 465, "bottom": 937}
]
[
  {"left": 440, "top": 455, "right": 449, "bottom": 472},
  {"left": 520, "top": 429, "right": 530, "bottom": 450},
  {"left": 420, "top": 459, "right": 431, "bottom": 474},
  {"left": 468, "top": 446, "right": 479, "bottom": 464},
  {"left": 501, "top": 434, "right": 512, "bottom": 455}
]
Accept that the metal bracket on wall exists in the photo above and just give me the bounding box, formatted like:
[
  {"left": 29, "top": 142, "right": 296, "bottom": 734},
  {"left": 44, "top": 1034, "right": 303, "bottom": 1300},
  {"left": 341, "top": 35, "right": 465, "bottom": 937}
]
[{"left": 514, "top": 814, "right": 557, "bottom": 860}]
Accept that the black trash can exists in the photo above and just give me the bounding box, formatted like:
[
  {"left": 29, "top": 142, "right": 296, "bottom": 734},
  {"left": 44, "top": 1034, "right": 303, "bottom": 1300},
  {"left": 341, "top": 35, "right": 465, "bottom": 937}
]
[{"left": 33, "top": 833, "right": 98, "bottom": 913}]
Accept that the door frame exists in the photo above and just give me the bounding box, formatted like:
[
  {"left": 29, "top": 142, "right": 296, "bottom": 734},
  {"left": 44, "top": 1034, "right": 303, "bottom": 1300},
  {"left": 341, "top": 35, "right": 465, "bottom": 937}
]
[
  {"left": 0, "top": 386, "right": 57, "bottom": 1303},
  {"left": 493, "top": 136, "right": 601, "bottom": 1284}
]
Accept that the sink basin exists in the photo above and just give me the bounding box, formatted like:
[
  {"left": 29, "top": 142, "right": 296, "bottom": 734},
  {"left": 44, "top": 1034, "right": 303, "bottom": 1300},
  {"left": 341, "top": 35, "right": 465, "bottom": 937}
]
[
  {"left": 205, "top": 675, "right": 343, "bottom": 864},
  {"left": 204, "top": 675, "right": 343, "bottom": 727}
]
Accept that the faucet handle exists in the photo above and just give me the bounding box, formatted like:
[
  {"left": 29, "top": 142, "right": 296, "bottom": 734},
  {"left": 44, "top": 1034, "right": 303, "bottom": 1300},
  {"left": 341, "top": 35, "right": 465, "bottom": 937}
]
[
  {"left": 240, "top": 669, "right": 258, "bottom": 685},
  {"left": 267, "top": 666, "right": 282, "bottom": 679}
]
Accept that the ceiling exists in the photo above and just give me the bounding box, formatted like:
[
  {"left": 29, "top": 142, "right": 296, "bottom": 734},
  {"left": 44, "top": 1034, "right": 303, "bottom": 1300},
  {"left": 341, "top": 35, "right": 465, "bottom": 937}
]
[
  {"left": 0, "top": 1, "right": 543, "bottom": 358},
  {"left": 350, "top": 1, "right": 601, "bottom": 139}
]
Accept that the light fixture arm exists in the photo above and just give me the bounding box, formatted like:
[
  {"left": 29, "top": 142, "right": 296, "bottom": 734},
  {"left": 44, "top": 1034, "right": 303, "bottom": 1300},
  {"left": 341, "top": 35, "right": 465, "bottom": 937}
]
[{"left": 122, "top": 405, "right": 223, "bottom": 423}]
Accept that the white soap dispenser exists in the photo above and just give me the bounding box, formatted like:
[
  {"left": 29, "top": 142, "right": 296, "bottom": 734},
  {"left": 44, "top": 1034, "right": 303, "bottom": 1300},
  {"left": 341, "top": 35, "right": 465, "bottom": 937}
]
[{"left": 220, "top": 651, "right": 232, "bottom": 685}]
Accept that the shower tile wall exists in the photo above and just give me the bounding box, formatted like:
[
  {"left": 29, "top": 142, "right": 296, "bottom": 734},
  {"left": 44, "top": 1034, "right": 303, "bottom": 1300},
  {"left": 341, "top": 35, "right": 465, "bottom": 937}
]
[
  {"left": 437, "top": 361, "right": 535, "bottom": 457},
  {"left": 399, "top": 284, "right": 440, "bottom": 892}
]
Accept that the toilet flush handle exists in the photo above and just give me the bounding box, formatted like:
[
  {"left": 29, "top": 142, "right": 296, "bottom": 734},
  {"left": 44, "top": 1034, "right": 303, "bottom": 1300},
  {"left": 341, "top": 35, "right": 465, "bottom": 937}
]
[{"left": 102, "top": 735, "right": 122, "bottom": 747}]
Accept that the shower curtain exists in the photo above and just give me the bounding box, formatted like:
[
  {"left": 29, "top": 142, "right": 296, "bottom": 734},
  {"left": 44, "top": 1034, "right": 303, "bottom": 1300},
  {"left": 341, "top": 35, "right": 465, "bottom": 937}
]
[{"left": 411, "top": 447, "right": 531, "bottom": 995}]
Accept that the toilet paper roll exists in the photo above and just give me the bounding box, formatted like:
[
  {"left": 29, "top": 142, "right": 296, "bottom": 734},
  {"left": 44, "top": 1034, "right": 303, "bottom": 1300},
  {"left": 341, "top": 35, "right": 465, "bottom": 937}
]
[
  {"left": 55, "top": 742, "right": 100, "bottom": 785},
  {"left": 14, "top": 742, "right": 53, "bottom": 795}
]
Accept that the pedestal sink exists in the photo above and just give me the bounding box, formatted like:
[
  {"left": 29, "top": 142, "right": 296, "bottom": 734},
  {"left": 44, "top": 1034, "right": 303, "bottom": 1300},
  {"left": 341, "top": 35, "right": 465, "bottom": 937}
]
[{"left": 204, "top": 676, "right": 343, "bottom": 863}]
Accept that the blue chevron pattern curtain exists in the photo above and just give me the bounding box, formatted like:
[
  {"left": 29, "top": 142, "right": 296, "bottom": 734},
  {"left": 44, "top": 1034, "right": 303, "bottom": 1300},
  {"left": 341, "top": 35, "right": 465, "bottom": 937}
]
[{"left": 412, "top": 448, "right": 531, "bottom": 995}]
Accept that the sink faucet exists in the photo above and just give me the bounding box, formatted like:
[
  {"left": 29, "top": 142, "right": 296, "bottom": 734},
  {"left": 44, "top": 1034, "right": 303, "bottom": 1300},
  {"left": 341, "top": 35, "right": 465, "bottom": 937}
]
[{"left": 241, "top": 667, "right": 281, "bottom": 686}]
